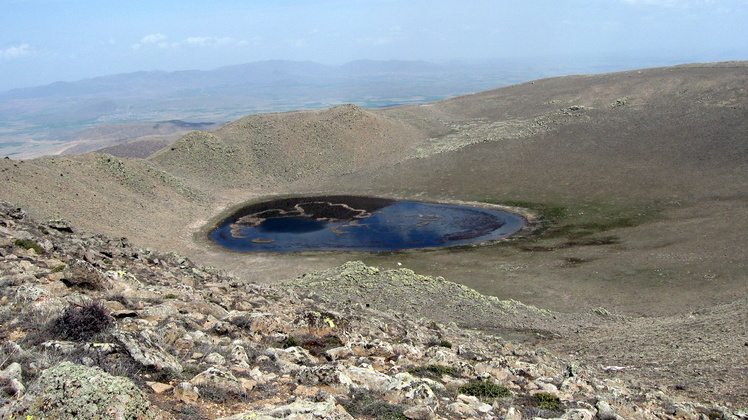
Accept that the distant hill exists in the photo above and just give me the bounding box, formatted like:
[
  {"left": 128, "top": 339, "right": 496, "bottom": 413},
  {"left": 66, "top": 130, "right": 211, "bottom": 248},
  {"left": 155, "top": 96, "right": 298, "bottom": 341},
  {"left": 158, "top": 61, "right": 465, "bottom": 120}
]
[
  {"left": 0, "top": 57, "right": 681, "bottom": 159},
  {"left": 59, "top": 120, "right": 224, "bottom": 158}
]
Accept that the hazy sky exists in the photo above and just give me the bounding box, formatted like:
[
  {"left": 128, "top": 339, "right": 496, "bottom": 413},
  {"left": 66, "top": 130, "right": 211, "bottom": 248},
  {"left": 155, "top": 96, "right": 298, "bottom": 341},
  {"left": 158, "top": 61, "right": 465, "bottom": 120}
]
[{"left": 1, "top": 0, "right": 746, "bottom": 91}]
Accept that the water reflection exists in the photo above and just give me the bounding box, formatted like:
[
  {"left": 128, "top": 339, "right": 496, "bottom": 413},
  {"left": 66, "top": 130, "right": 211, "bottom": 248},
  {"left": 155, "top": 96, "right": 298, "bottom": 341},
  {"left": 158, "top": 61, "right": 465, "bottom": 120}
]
[{"left": 210, "top": 196, "right": 525, "bottom": 252}]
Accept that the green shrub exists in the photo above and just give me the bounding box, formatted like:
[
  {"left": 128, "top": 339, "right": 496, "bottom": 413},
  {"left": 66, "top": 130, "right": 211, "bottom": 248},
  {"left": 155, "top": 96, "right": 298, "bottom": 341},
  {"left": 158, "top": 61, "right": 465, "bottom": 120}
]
[
  {"left": 408, "top": 364, "right": 459, "bottom": 380},
  {"left": 494, "top": 200, "right": 567, "bottom": 222},
  {"left": 14, "top": 239, "right": 44, "bottom": 254},
  {"left": 282, "top": 336, "right": 300, "bottom": 348},
  {"left": 458, "top": 380, "right": 510, "bottom": 399},
  {"left": 439, "top": 340, "right": 453, "bottom": 348},
  {"left": 426, "top": 338, "right": 453, "bottom": 349},
  {"left": 533, "top": 392, "right": 561, "bottom": 410}
]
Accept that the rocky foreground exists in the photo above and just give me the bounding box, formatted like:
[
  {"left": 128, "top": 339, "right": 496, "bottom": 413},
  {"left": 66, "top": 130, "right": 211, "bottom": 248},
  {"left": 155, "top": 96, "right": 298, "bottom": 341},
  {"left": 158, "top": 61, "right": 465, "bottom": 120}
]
[{"left": 0, "top": 200, "right": 745, "bottom": 419}]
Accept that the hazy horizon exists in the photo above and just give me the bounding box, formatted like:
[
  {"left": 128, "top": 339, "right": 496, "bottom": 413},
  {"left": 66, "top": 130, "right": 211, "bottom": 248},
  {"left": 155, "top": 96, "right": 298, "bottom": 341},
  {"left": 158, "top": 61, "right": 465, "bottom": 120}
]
[{"left": 2, "top": 0, "right": 747, "bottom": 92}]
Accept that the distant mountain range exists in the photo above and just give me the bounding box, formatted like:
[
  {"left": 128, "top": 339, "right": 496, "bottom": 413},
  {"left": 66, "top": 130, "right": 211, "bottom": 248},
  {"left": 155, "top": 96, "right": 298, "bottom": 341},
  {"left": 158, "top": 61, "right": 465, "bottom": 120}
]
[{"left": 0, "top": 57, "right": 685, "bottom": 158}]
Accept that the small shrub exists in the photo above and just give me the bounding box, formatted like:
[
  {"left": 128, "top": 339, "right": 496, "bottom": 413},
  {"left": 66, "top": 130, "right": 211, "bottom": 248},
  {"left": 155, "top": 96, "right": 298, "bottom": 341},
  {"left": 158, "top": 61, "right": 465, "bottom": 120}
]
[
  {"left": 198, "top": 384, "right": 248, "bottom": 404},
  {"left": 458, "top": 380, "right": 510, "bottom": 399},
  {"left": 14, "top": 239, "right": 44, "bottom": 254},
  {"left": 196, "top": 384, "right": 229, "bottom": 403},
  {"left": 427, "top": 338, "right": 453, "bottom": 348},
  {"left": 708, "top": 410, "right": 726, "bottom": 420},
  {"left": 408, "top": 364, "right": 459, "bottom": 380},
  {"left": 533, "top": 392, "right": 561, "bottom": 410},
  {"left": 439, "top": 340, "right": 453, "bottom": 348},
  {"left": 46, "top": 301, "right": 114, "bottom": 342},
  {"left": 290, "top": 334, "right": 343, "bottom": 356},
  {"left": 282, "top": 336, "right": 300, "bottom": 348},
  {"left": 342, "top": 390, "right": 407, "bottom": 420},
  {"left": 177, "top": 404, "right": 208, "bottom": 420}
]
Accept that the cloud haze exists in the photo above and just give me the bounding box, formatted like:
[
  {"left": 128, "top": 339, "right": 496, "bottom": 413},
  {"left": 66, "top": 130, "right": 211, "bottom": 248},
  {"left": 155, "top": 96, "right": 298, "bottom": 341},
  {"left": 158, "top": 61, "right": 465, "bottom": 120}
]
[
  {"left": 0, "top": 44, "right": 34, "bottom": 60},
  {"left": 0, "top": 0, "right": 746, "bottom": 90}
]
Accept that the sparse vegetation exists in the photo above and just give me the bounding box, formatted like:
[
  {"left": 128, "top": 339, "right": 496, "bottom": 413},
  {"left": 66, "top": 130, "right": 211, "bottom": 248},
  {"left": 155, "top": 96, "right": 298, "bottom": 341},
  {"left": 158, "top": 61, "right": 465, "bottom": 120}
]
[
  {"left": 341, "top": 390, "right": 408, "bottom": 420},
  {"left": 13, "top": 239, "right": 43, "bottom": 254},
  {"left": 458, "top": 380, "right": 511, "bottom": 399},
  {"left": 408, "top": 364, "right": 459, "bottom": 380},
  {"left": 533, "top": 392, "right": 561, "bottom": 410},
  {"left": 496, "top": 200, "right": 568, "bottom": 223}
]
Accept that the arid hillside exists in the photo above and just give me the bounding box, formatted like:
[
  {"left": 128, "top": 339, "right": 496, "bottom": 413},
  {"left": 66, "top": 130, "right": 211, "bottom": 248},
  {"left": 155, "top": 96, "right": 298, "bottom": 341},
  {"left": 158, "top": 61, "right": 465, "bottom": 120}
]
[{"left": 1, "top": 62, "right": 747, "bottom": 413}]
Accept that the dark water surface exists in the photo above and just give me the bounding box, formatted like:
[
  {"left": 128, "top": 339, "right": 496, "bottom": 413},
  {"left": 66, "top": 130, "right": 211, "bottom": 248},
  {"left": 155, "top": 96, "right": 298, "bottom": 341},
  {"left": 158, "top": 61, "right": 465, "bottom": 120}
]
[{"left": 210, "top": 196, "right": 525, "bottom": 252}]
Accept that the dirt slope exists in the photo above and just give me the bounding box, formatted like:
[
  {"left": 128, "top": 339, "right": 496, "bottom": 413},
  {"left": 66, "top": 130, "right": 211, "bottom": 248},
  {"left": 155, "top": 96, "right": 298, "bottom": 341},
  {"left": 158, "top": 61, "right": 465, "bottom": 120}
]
[
  {"left": 1, "top": 62, "right": 747, "bottom": 411},
  {"left": 149, "top": 104, "right": 425, "bottom": 189}
]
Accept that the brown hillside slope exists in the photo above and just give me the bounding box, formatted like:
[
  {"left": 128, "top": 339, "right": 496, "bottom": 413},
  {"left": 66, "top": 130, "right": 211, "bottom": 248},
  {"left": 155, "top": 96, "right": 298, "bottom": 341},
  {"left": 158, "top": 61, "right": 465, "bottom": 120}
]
[
  {"left": 1, "top": 63, "right": 745, "bottom": 316},
  {"left": 300, "top": 62, "right": 747, "bottom": 316},
  {"left": 0, "top": 153, "right": 209, "bottom": 246},
  {"left": 58, "top": 120, "right": 222, "bottom": 156},
  {"left": 149, "top": 104, "right": 425, "bottom": 189}
]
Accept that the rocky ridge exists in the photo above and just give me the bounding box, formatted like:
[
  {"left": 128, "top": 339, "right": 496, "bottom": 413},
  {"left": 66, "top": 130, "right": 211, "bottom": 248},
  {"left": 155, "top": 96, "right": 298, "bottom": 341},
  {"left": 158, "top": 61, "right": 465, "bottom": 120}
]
[{"left": 1, "top": 201, "right": 746, "bottom": 419}]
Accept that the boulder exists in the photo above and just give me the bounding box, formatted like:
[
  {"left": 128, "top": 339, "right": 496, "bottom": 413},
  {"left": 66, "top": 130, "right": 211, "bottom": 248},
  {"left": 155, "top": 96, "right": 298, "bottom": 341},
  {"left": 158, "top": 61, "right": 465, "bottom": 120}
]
[
  {"left": 114, "top": 330, "right": 183, "bottom": 374},
  {"left": 342, "top": 365, "right": 392, "bottom": 393},
  {"left": 403, "top": 405, "right": 436, "bottom": 419},
  {"left": 174, "top": 381, "right": 200, "bottom": 404},
  {"left": 0, "top": 361, "right": 163, "bottom": 419},
  {"left": 217, "top": 399, "right": 354, "bottom": 420},
  {"left": 298, "top": 364, "right": 354, "bottom": 389},
  {"left": 62, "top": 259, "right": 111, "bottom": 290},
  {"left": 0, "top": 362, "right": 25, "bottom": 397},
  {"left": 190, "top": 366, "right": 244, "bottom": 396}
]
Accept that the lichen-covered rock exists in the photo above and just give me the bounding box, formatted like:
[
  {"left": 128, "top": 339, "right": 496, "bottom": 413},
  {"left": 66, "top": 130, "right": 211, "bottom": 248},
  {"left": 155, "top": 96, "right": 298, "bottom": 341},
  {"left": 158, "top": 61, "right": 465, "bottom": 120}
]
[
  {"left": 563, "top": 408, "right": 595, "bottom": 420},
  {"left": 298, "top": 364, "right": 354, "bottom": 389},
  {"left": 384, "top": 373, "right": 440, "bottom": 407},
  {"left": 0, "top": 361, "right": 163, "bottom": 420},
  {"left": 403, "top": 405, "right": 436, "bottom": 420},
  {"left": 217, "top": 398, "right": 354, "bottom": 420},
  {"left": 114, "top": 329, "right": 183, "bottom": 374},
  {"left": 265, "top": 345, "right": 319, "bottom": 366},
  {"left": 190, "top": 366, "right": 244, "bottom": 395},
  {"left": 342, "top": 365, "right": 392, "bottom": 392},
  {"left": 63, "top": 259, "right": 111, "bottom": 290}
]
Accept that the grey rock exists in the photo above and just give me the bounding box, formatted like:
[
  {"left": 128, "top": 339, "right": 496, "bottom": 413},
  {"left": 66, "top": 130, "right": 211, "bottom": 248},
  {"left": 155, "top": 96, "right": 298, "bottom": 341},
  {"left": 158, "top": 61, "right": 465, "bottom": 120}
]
[
  {"left": 230, "top": 342, "right": 250, "bottom": 367},
  {"left": 596, "top": 400, "right": 623, "bottom": 420},
  {"left": 562, "top": 408, "right": 595, "bottom": 420},
  {"left": 174, "top": 381, "right": 200, "bottom": 404},
  {"left": 114, "top": 330, "right": 183, "bottom": 374},
  {"left": 44, "top": 219, "right": 74, "bottom": 233},
  {"left": 190, "top": 366, "right": 244, "bottom": 395},
  {"left": 217, "top": 399, "right": 354, "bottom": 420},
  {"left": 404, "top": 405, "right": 436, "bottom": 419},
  {"left": 342, "top": 365, "right": 391, "bottom": 392},
  {"left": 298, "top": 364, "right": 353, "bottom": 388},
  {"left": 204, "top": 351, "right": 227, "bottom": 366},
  {"left": 0, "top": 362, "right": 25, "bottom": 397},
  {"left": 62, "top": 259, "right": 111, "bottom": 290},
  {"left": 0, "top": 361, "right": 163, "bottom": 419}
]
